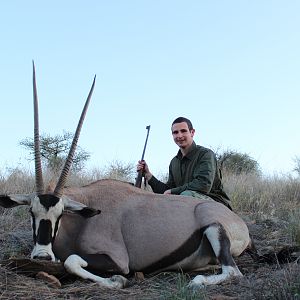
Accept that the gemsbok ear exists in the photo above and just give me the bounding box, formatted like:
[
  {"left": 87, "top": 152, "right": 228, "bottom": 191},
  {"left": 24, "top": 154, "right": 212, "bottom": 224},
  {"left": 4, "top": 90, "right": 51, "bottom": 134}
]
[
  {"left": 62, "top": 196, "right": 101, "bottom": 218},
  {"left": 0, "top": 194, "right": 33, "bottom": 208},
  {"left": 76, "top": 207, "right": 101, "bottom": 218}
]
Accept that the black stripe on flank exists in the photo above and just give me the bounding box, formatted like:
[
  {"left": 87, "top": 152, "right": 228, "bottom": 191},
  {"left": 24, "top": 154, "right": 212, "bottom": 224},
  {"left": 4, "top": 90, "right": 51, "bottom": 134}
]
[
  {"left": 141, "top": 226, "right": 208, "bottom": 274},
  {"left": 39, "top": 194, "right": 60, "bottom": 210}
]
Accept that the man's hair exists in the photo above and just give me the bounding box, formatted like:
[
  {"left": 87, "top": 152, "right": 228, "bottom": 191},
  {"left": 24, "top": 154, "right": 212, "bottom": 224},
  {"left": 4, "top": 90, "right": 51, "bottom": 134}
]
[{"left": 172, "top": 117, "right": 194, "bottom": 131}]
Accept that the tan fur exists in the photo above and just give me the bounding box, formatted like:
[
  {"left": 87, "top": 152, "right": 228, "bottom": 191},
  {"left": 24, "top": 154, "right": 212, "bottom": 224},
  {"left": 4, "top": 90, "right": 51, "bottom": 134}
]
[{"left": 53, "top": 179, "right": 250, "bottom": 274}]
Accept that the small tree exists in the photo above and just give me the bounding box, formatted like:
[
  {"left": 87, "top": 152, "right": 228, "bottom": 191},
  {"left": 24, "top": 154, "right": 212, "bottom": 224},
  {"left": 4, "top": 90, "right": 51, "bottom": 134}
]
[
  {"left": 293, "top": 156, "right": 300, "bottom": 176},
  {"left": 20, "top": 131, "right": 90, "bottom": 173},
  {"left": 103, "top": 160, "right": 135, "bottom": 182},
  {"left": 217, "top": 149, "right": 261, "bottom": 175}
]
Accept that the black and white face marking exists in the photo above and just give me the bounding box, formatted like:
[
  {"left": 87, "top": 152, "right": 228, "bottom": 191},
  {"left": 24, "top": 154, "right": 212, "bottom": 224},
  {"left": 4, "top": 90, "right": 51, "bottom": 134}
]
[{"left": 30, "top": 194, "right": 64, "bottom": 261}]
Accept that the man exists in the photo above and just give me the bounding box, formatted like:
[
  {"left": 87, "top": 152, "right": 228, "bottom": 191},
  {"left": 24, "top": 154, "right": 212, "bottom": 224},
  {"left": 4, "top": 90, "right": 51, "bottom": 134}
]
[{"left": 137, "top": 117, "right": 232, "bottom": 209}]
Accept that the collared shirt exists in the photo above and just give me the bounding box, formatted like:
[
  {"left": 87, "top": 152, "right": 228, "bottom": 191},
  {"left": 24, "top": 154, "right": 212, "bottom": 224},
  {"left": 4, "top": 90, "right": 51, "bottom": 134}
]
[{"left": 148, "top": 142, "right": 231, "bottom": 207}]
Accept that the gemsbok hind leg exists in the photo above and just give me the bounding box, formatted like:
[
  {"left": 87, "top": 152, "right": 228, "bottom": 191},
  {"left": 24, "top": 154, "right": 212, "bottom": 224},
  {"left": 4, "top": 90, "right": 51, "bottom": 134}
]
[
  {"left": 188, "top": 223, "right": 243, "bottom": 288},
  {"left": 64, "top": 254, "right": 128, "bottom": 289}
]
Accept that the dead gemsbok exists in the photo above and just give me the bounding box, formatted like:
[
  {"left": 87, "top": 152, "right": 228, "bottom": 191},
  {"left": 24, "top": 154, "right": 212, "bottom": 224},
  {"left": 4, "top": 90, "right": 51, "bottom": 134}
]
[{"left": 0, "top": 63, "right": 251, "bottom": 289}]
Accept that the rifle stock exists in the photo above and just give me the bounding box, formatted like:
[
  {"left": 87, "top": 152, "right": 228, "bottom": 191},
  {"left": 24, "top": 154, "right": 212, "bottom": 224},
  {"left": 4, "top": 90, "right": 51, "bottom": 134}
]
[{"left": 135, "top": 170, "right": 144, "bottom": 188}]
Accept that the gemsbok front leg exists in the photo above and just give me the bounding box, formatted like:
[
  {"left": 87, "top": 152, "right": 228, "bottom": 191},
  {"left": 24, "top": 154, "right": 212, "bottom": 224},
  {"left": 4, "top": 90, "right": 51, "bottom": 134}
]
[{"left": 64, "top": 254, "right": 129, "bottom": 289}]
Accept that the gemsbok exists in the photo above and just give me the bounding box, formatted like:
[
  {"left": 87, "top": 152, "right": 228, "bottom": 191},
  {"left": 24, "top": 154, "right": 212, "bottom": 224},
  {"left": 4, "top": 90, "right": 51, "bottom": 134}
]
[{"left": 0, "top": 63, "right": 252, "bottom": 289}]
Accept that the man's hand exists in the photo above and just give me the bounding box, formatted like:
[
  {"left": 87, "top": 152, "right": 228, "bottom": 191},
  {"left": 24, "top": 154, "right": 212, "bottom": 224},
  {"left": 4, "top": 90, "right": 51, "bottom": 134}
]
[
  {"left": 137, "top": 160, "right": 152, "bottom": 181},
  {"left": 163, "top": 189, "right": 172, "bottom": 195}
]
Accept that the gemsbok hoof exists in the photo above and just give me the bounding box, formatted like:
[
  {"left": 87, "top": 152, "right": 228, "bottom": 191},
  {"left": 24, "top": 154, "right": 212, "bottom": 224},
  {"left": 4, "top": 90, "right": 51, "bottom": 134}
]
[
  {"left": 187, "top": 275, "right": 206, "bottom": 289},
  {"left": 110, "top": 275, "right": 129, "bottom": 289}
]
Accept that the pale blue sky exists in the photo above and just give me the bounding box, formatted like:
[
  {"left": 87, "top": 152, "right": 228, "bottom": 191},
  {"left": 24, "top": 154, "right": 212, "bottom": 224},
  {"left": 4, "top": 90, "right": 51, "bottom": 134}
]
[{"left": 1, "top": 1, "right": 299, "bottom": 176}]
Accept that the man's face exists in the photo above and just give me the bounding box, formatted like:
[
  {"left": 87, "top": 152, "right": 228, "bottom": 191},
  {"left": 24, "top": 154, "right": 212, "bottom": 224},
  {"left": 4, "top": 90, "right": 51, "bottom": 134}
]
[{"left": 171, "top": 122, "right": 195, "bottom": 149}]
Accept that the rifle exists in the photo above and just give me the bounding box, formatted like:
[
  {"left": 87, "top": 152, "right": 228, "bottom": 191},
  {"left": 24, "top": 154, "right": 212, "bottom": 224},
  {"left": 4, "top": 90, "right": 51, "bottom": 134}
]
[{"left": 135, "top": 125, "right": 151, "bottom": 188}]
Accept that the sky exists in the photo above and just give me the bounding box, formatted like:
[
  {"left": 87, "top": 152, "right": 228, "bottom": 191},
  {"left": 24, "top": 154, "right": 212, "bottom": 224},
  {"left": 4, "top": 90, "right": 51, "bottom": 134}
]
[{"left": 0, "top": 1, "right": 299, "bottom": 177}]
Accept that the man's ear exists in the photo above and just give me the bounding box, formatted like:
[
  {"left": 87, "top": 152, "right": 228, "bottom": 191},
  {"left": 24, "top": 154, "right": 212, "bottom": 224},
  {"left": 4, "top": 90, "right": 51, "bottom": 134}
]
[
  {"left": 62, "top": 196, "right": 101, "bottom": 218},
  {"left": 0, "top": 194, "right": 33, "bottom": 208},
  {"left": 190, "top": 129, "right": 195, "bottom": 137}
]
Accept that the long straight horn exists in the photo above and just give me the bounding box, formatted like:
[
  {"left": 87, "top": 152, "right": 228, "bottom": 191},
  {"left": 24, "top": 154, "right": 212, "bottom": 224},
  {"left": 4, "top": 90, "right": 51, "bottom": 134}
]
[
  {"left": 32, "top": 61, "right": 44, "bottom": 195},
  {"left": 53, "top": 76, "right": 96, "bottom": 198}
]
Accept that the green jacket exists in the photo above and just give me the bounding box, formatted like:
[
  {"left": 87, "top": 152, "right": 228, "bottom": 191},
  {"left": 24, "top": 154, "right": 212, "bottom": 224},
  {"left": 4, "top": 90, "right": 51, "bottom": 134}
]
[{"left": 148, "top": 142, "right": 231, "bottom": 208}]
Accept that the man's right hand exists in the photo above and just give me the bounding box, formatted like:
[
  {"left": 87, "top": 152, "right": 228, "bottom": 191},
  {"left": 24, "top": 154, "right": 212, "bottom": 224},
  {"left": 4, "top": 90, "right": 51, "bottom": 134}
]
[{"left": 137, "top": 160, "right": 152, "bottom": 181}]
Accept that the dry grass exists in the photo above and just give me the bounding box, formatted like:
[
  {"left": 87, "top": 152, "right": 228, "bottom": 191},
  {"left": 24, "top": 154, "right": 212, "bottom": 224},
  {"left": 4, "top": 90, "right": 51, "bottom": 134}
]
[
  {"left": 0, "top": 166, "right": 299, "bottom": 299},
  {"left": 225, "top": 172, "right": 300, "bottom": 248}
]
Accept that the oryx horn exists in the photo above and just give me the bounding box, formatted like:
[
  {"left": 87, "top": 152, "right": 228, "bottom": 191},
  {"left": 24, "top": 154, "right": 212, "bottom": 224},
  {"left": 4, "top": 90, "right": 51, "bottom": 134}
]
[
  {"left": 53, "top": 75, "right": 96, "bottom": 198},
  {"left": 33, "top": 61, "right": 44, "bottom": 195}
]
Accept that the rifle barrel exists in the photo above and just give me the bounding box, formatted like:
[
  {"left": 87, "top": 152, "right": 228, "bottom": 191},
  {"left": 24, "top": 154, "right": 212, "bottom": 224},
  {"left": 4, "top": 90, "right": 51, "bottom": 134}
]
[{"left": 135, "top": 125, "right": 151, "bottom": 188}]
